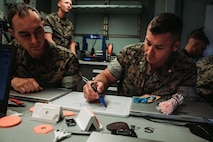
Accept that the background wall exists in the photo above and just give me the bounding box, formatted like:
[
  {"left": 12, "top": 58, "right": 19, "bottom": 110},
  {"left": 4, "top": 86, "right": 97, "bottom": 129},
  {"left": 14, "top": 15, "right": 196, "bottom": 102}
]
[
  {"left": 204, "top": 4, "right": 213, "bottom": 56},
  {"left": 50, "top": 0, "right": 213, "bottom": 55},
  {"left": 0, "top": 0, "right": 10, "bottom": 44},
  {"left": 0, "top": 0, "right": 213, "bottom": 56}
]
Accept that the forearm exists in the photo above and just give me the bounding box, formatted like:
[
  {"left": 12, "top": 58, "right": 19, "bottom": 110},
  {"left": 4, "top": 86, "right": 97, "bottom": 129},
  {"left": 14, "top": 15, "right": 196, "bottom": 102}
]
[
  {"left": 94, "top": 73, "right": 108, "bottom": 90},
  {"left": 11, "top": 77, "right": 42, "bottom": 93},
  {"left": 69, "top": 40, "right": 76, "bottom": 55},
  {"left": 93, "top": 69, "right": 117, "bottom": 90},
  {"left": 44, "top": 32, "right": 55, "bottom": 44},
  {"left": 62, "top": 72, "right": 82, "bottom": 89},
  {"left": 45, "top": 36, "right": 55, "bottom": 44}
]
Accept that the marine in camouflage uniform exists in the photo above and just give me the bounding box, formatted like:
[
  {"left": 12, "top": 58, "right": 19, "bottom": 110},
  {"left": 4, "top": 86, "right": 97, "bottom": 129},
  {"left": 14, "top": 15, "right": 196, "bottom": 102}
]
[
  {"left": 11, "top": 39, "right": 82, "bottom": 89},
  {"left": 108, "top": 42, "right": 197, "bottom": 100},
  {"left": 196, "top": 55, "right": 213, "bottom": 102},
  {"left": 43, "top": 12, "right": 74, "bottom": 49}
]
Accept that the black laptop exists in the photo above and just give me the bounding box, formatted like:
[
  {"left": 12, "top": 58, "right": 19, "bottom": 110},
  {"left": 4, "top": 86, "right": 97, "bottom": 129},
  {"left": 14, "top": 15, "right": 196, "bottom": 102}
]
[{"left": 0, "top": 45, "right": 15, "bottom": 118}]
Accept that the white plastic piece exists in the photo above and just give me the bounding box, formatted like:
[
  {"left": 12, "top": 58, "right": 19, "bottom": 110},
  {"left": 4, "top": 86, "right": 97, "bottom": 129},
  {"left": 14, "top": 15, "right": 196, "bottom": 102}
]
[
  {"left": 75, "top": 107, "right": 103, "bottom": 131},
  {"left": 53, "top": 129, "right": 71, "bottom": 142},
  {"left": 31, "top": 103, "right": 63, "bottom": 123}
]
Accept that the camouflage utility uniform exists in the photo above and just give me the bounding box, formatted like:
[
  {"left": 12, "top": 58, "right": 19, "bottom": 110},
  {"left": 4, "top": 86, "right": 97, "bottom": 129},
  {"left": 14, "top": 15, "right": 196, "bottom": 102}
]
[
  {"left": 11, "top": 40, "right": 82, "bottom": 89},
  {"left": 43, "top": 12, "right": 74, "bottom": 49},
  {"left": 108, "top": 43, "right": 197, "bottom": 99},
  {"left": 196, "top": 55, "right": 213, "bottom": 102}
]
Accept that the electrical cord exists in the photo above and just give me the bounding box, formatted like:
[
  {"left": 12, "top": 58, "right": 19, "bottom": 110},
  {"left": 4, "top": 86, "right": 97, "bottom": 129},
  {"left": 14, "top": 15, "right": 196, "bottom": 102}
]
[{"left": 142, "top": 116, "right": 190, "bottom": 127}]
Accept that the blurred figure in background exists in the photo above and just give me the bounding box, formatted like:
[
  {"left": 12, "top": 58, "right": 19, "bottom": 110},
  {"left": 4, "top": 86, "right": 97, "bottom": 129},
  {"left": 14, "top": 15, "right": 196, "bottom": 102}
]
[
  {"left": 196, "top": 55, "right": 213, "bottom": 103},
  {"left": 181, "top": 28, "right": 209, "bottom": 61},
  {"left": 43, "top": 0, "right": 76, "bottom": 54}
]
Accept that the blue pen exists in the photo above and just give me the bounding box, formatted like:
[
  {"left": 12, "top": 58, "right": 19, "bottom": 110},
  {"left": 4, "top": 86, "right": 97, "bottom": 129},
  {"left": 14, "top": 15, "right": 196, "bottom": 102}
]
[{"left": 91, "top": 83, "right": 107, "bottom": 107}]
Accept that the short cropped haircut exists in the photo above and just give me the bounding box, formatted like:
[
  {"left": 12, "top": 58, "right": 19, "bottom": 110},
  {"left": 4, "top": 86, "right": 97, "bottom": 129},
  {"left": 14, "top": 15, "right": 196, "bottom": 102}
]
[
  {"left": 8, "top": 3, "right": 41, "bottom": 29},
  {"left": 148, "top": 13, "right": 183, "bottom": 41},
  {"left": 190, "top": 28, "right": 209, "bottom": 44}
]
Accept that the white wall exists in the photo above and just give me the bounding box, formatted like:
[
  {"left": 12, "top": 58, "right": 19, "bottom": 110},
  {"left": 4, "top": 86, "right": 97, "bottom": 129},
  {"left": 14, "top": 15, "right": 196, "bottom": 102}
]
[
  {"left": 181, "top": 0, "right": 209, "bottom": 49},
  {"left": 204, "top": 5, "right": 213, "bottom": 56},
  {"left": 73, "top": 12, "right": 140, "bottom": 54}
]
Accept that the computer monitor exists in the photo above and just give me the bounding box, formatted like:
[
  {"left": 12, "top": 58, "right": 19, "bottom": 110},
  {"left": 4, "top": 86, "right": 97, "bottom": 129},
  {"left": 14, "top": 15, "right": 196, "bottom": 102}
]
[{"left": 0, "top": 45, "right": 15, "bottom": 117}]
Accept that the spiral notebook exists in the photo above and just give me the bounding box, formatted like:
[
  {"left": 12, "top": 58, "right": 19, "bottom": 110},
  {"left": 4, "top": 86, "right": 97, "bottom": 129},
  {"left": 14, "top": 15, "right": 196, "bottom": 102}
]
[{"left": 130, "top": 96, "right": 213, "bottom": 123}]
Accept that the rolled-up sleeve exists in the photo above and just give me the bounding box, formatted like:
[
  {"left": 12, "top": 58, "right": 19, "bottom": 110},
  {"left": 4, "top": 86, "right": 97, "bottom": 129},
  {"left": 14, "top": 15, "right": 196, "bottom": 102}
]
[
  {"left": 44, "top": 25, "right": 53, "bottom": 33},
  {"left": 62, "top": 72, "right": 82, "bottom": 88},
  {"left": 107, "top": 58, "right": 122, "bottom": 79}
]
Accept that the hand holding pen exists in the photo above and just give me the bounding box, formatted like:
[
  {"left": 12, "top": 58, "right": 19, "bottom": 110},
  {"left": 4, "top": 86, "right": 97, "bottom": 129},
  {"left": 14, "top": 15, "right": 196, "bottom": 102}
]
[{"left": 91, "top": 82, "right": 107, "bottom": 107}]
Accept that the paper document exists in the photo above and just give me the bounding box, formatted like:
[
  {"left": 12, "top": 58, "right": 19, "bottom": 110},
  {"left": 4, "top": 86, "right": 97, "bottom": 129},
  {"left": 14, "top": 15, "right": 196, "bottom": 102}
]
[{"left": 50, "top": 91, "right": 132, "bottom": 117}]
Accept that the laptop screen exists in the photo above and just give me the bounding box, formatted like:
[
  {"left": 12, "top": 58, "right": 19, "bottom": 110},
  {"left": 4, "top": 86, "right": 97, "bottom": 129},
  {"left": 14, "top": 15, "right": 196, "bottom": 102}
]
[{"left": 0, "top": 45, "right": 15, "bottom": 117}]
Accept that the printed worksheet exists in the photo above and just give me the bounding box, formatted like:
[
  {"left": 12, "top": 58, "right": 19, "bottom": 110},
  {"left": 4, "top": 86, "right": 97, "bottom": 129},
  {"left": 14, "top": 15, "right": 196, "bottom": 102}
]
[{"left": 50, "top": 91, "right": 132, "bottom": 117}]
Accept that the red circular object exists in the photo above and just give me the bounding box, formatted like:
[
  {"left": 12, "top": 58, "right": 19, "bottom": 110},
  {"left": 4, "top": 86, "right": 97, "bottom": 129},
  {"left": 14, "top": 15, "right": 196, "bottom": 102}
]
[{"left": 0, "top": 116, "right": 21, "bottom": 128}]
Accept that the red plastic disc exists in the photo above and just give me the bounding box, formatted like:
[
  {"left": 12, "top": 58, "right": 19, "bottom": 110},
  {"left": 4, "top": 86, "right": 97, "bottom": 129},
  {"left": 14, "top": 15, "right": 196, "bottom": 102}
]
[{"left": 0, "top": 116, "right": 21, "bottom": 128}]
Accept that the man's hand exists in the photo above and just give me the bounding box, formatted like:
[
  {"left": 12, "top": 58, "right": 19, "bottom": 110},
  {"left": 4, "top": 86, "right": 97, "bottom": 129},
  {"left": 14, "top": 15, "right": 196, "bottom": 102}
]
[
  {"left": 83, "top": 81, "right": 105, "bottom": 102},
  {"left": 11, "top": 77, "right": 43, "bottom": 93}
]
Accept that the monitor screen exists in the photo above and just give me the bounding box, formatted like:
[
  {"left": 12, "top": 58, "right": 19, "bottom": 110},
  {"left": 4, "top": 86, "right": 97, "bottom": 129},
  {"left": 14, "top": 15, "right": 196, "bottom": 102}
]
[
  {"left": 0, "top": 49, "right": 11, "bottom": 100},
  {"left": 0, "top": 45, "right": 15, "bottom": 117}
]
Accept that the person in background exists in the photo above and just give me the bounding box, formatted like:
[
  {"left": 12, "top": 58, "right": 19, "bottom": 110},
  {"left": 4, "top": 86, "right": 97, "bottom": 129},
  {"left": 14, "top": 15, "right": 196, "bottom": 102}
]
[
  {"left": 181, "top": 28, "right": 209, "bottom": 61},
  {"left": 8, "top": 3, "right": 82, "bottom": 93},
  {"left": 83, "top": 13, "right": 197, "bottom": 102},
  {"left": 196, "top": 55, "right": 213, "bottom": 103},
  {"left": 43, "top": 0, "right": 76, "bottom": 54}
]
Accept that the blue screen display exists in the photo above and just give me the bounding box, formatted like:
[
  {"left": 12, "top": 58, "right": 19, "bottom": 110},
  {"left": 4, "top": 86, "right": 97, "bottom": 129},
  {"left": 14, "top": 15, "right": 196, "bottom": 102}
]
[{"left": 0, "top": 50, "right": 10, "bottom": 100}]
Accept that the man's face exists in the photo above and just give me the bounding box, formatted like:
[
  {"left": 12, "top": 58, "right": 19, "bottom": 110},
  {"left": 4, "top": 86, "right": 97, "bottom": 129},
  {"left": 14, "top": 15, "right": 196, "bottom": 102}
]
[
  {"left": 191, "top": 39, "right": 207, "bottom": 58},
  {"left": 9, "top": 10, "right": 45, "bottom": 59},
  {"left": 144, "top": 29, "right": 180, "bottom": 70},
  {"left": 58, "top": 0, "right": 72, "bottom": 13}
]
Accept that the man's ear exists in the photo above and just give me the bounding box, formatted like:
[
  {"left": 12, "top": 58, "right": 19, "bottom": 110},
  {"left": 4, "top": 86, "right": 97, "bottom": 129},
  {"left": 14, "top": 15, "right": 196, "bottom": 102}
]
[
  {"left": 57, "top": 1, "right": 61, "bottom": 8},
  {"left": 173, "top": 41, "right": 181, "bottom": 52},
  {"left": 8, "top": 28, "right": 14, "bottom": 36},
  {"left": 42, "top": 21, "right": 45, "bottom": 26}
]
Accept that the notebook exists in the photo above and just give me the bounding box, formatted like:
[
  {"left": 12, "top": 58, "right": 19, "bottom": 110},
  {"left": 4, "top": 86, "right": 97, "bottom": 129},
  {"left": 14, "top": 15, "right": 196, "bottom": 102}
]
[
  {"left": 130, "top": 96, "right": 213, "bottom": 123},
  {"left": 10, "top": 88, "right": 72, "bottom": 102},
  {"left": 0, "top": 45, "right": 16, "bottom": 118},
  {"left": 86, "top": 132, "right": 161, "bottom": 142}
]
